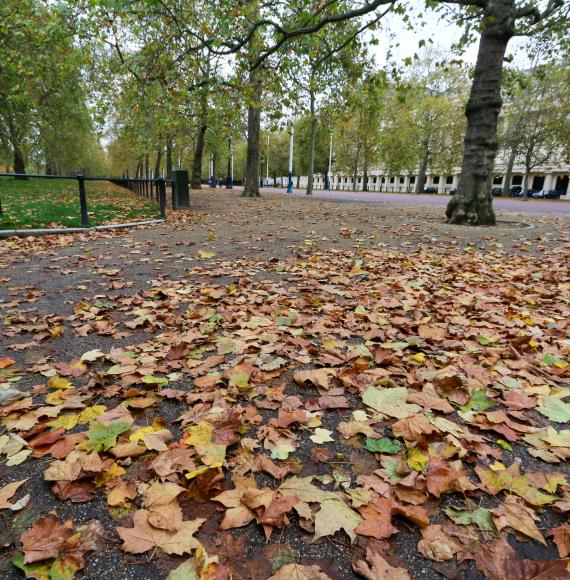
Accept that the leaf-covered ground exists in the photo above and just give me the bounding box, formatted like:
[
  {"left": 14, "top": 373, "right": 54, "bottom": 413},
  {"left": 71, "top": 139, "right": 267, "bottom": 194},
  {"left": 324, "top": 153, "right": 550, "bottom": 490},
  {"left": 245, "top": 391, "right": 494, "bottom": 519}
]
[
  {"left": 0, "top": 179, "right": 159, "bottom": 229},
  {"left": 0, "top": 191, "right": 569, "bottom": 579}
]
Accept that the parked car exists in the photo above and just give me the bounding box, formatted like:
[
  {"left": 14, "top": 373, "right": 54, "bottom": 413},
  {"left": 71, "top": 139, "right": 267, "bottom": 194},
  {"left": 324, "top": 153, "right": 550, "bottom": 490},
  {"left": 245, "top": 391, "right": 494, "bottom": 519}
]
[
  {"left": 450, "top": 188, "right": 456, "bottom": 195},
  {"left": 423, "top": 186, "right": 438, "bottom": 193},
  {"left": 509, "top": 186, "right": 523, "bottom": 196},
  {"left": 532, "top": 189, "right": 560, "bottom": 199},
  {"left": 492, "top": 187, "right": 503, "bottom": 196}
]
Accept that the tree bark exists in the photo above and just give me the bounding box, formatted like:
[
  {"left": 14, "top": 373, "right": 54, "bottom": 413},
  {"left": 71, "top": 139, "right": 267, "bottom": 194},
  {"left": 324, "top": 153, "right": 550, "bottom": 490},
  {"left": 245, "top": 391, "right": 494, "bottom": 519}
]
[
  {"left": 415, "top": 144, "right": 430, "bottom": 194},
  {"left": 446, "top": 0, "right": 515, "bottom": 225},
  {"left": 242, "top": 70, "right": 262, "bottom": 197},
  {"left": 191, "top": 92, "right": 208, "bottom": 189},
  {"left": 503, "top": 145, "right": 517, "bottom": 194},
  {"left": 306, "top": 89, "right": 317, "bottom": 196},
  {"left": 13, "top": 145, "right": 26, "bottom": 177},
  {"left": 154, "top": 148, "right": 162, "bottom": 179},
  {"left": 166, "top": 138, "right": 173, "bottom": 178},
  {"left": 144, "top": 154, "right": 149, "bottom": 179}
]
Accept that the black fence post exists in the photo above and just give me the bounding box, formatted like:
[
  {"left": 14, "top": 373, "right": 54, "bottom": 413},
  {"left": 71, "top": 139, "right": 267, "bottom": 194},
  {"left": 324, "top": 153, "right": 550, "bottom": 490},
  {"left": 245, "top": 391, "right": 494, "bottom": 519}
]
[
  {"left": 77, "top": 175, "right": 89, "bottom": 228},
  {"left": 158, "top": 178, "right": 166, "bottom": 219}
]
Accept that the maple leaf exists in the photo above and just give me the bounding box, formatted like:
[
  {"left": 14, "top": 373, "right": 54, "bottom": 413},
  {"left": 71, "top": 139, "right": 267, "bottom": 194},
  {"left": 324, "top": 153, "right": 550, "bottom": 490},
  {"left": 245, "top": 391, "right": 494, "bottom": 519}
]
[
  {"left": 491, "top": 495, "right": 545, "bottom": 544},
  {"left": 116, "top": 509, "right": 204, "bottom": 555},
  {"left": 85, "top": 421, "right": 130, "bottom": 452},
  {"left": 314, "top": 498, "right": 363, "bottom": 542},
  {"left": 0, "top": 479, "right": 28, "bottom": 510},
  {"left": 293, "top": 368, "right": 336, "bottom": 390},
  {"left": 353, "top": 548, "right": 411, "bottom": 580},
  {"left": 417, "top": 525, "right": 462, "bottom": 561},
  {"left": 355, "top": 497, "right": 397, "bottom": 539},
  {"left": 362, "top": 386, "right": 421, "bottom": 419},
  {"left": 278, "top": 476, "right": 338, "bottom": 503},
  {"left": 392, "top": 414, "right": 438, "bottom": 441},
  {"left": 548, "top": 523, "right": 570, "bottom": 558},
  {"left": 20, "top": 514, "right": 74, "bottom": 564},
  {"left": 268, "top": 563, "right": 332, "bottom": 580},
  {"left": 309, "top": 428, "right": 334, "bottom": 444},
  {"left": 537, "top": 396, "right": 570, "bottom": 423}
]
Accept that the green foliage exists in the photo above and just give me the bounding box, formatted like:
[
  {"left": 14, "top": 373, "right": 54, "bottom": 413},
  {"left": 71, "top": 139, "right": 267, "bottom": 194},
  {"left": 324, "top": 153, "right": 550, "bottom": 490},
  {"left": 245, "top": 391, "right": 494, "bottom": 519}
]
[{"left": 86, "top": 421, "right": 130, "bottom": 452}]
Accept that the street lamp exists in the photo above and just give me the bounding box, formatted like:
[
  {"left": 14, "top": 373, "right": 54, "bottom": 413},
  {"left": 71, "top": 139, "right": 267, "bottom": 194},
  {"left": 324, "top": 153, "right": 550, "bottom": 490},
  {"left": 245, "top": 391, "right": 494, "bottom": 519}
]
[
  {"left": 266, "top": 134, "right": 270, "bottom": 187},
  {"left": 326, "top": 130, "right": 333, "bottom": 191},
  {"left": 226, "top": 137, "right": 233, "bottom": 189},
  {"left": 287, "top": 125, "right": 294, "bottom": 194}
]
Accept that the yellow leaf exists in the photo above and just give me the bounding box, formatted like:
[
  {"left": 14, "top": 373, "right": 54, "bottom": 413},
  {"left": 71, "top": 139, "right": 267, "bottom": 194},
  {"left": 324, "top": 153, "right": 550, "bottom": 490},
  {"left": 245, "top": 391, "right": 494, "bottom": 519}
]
[
  {"left": 45, "top": 391, "right": 66, "bottom": 405},
  {"left": 183, "top": 422, "right": 213, "bottom": 447},
  {"left": 95, "top": 463, "right": 125, "bottom": 487},
  {"left": 185, "top": 460, "right": 223, "bottom": 480},
  {"left": 490, "top": 461, "right": 506, "bottom": 471},
  {"left": 410, "top": 353, "right": 426, "bottom": 363},
  {"left": 77, "top": 405, "right": 107, "bottom": 424},
  {"left": 407, "top": 448, "right": 429, "bottom": 472},
  {"left": 529, "top": 339, "right": 538, "bottom": 348},
  {"left": 48, "top": 414, "right": 79, "bottom": 431},
  {"left": 47, "top": 376, "right": 73, "bottom": 389},
  {"left": 129, "top": 426, "right": 155, "bottom": 442}
]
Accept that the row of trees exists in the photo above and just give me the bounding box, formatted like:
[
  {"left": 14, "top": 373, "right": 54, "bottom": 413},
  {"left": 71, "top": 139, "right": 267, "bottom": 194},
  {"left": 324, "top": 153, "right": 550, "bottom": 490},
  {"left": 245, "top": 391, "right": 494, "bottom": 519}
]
[{"left": 2, "top": 0, "right": 568, "bottom": 224}]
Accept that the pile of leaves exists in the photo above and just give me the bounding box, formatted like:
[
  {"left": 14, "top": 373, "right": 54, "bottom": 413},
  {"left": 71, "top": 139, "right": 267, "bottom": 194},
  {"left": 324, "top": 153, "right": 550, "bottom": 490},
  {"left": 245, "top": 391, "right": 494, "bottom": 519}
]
[{"left": 1, "top": 235, "right": 569, "bottom": 579}]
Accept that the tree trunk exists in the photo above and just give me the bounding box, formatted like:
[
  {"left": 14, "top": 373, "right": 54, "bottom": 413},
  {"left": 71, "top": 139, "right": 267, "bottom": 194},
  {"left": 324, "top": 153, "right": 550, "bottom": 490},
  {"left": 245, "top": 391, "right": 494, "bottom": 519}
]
[
  {"left": 306, "top": 89, "right": 317, "bottom": 196},
  {"left": 446, "top": 2, "right": 514, "bottom": 225},
  {"left": 144, "top": 154, "right": 149, "bottom": 179},
  {"left": 242, "top": 79, "right": 262, "bottom": 197},
  {"left": 503, "top": 145, "right": 517, "bottom": 194},
  {"left": 415, "top": 145, "right": 430, "bottom": 193},
  {"left": 154, "top": 148, "right": 162, "bottom": 179},
  {"left": 191, "top": 93, "right": 208, "bottom": 189},
  {"left": 12, "top": 143, "right": 26, "bottom": 177},
  {"left": 363, "top": 164, "right": 369, "bottom": 192},
  {"left": 166, "top": 138, "right": 173, "bottom": 178},
  {"left": 522, "top": 168, "right": 530, "bottom": 200},
  {"left": 352, "top": 142, "right": 361, "bottom": 191},
  {"left": 213, "top": 153, "right": 218, "bottom": 186}
]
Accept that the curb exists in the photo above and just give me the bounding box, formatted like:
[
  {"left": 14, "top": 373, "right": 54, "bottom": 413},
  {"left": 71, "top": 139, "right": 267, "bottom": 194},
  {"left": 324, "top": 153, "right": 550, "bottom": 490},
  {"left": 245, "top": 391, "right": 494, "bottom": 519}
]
[{"left": 0, "top": 219, "right": 166, "bottom": 239}]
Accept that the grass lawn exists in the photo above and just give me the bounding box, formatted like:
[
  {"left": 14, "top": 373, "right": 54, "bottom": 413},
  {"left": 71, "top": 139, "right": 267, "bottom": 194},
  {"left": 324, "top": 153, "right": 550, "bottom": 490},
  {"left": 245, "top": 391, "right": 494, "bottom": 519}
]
[{"left": 0, "top": 178, "right": 160, "bottom": 229}]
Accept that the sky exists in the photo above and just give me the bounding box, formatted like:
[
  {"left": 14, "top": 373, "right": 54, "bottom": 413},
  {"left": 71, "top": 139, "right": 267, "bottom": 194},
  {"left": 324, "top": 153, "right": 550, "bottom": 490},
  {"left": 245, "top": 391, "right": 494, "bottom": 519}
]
[{"left": 370, "top": 6, "right": 533, "bottom": 70}]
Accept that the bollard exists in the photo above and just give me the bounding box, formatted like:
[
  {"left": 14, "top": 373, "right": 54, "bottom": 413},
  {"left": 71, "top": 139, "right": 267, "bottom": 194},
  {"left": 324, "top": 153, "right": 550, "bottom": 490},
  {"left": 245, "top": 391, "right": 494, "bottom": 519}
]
[
  {"left": 173, "top": 169, "right": 190, "bottom": 208},
  {"left": 158, "top": 178, "right": 166, "bottom": 219},
  {"left": 77, "top": 176, "right": 89, "bottom": 228}
]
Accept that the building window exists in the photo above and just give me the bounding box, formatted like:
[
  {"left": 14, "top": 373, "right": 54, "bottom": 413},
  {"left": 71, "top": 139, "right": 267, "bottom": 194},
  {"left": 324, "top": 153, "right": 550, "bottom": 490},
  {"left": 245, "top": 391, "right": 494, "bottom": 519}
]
[
  {"left": 446, "top": 175, "right": 453, "bottom": 184},
  {"left": 390, "top": 177, "right": 395, "bottom": 184},
  {"left": 493, "top": 175, "right": 502, "bottom": 185},
  {"left": 433, "top": 176, "right": 440, "bottom": 184},
  {"left": 381, "top": 177, "right": 385, "bottom": 183},
  {"left": 512, "top": 175, "right": 523, "bottom": 185},
  {"left": 410, "top": 176, "right": 416, "bottom": 183},
  {"left": 399, "top": 176, "right": 405, "bottom": 184},
  {"left": 344, "top": 177, "right": 348, "bottom": 183},
  {"left": 358, "top": 177, "right": 362, "bottom": 183},
  {"left": 373, "top": 177, "right": 377, "bottom": 183}
]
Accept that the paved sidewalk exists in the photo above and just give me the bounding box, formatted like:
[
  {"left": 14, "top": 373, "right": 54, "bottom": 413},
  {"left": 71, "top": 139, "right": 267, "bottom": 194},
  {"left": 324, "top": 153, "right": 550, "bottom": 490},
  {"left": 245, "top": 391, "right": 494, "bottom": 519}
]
[{"left": 254, "top": 186, "right": 570, "bottom": 215}]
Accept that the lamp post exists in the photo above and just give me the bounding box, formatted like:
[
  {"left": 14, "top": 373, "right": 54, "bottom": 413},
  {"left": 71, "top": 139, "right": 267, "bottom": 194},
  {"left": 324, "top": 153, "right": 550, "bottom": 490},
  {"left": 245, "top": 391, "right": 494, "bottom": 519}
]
[
  {"left": 287, "top": 125, "right": 294, "bottom": 194},
  {"left": 266, "top": 134, "right": 269, "bottom": 186},
  {"left": 327, "top": 130, "right": 333, "bottom": 191},
  {"left": 226, "top": 137, "right": 233, "bottom": 189}
]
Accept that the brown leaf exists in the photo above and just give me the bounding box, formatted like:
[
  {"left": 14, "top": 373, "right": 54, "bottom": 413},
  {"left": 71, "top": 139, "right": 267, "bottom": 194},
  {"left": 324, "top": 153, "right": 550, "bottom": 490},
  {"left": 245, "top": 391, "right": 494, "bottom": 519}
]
[
  {"left": 355, "top": 497, "right": 398, "bottom": 539},
  {"left": 268, "top": 563, "right": 332, "bottom": 579},
  {"left": 474, "top": 538, "right": 517, "bottom": 580},
  {"left": 353, "top": 548, "right": 411, "bottom": 580},
  {"left": 417, "top": 525, "right": 462, "bottom": 562},
  {"left": 392, "top": 414, "right": 437, "bottom": 441},
  {"left": 293, "top": 369, "right": 336, "bottom": 390},
  {"left": 0, "top": 479, "right": 27, "bottom": 509},
  {"left": 548, "top": 523, "right": 570, "bottom": 558},
  {"left": 491, "top": 495, "right": 546, "bottom": 545},
  {"left": 52, "top": 481, "right": 95, "bottom": 503},
  {"left": 116, "top": 509, "right": 204, "bottom": 555},
  {"left": 20, "top": 513, "right": 74, "bottom": 563}
]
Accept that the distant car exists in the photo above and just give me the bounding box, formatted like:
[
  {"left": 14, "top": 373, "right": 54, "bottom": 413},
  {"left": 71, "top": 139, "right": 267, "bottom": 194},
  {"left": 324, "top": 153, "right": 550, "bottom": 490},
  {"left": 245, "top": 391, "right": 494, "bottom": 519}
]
[
  {"left": 509, "top": 186, "right": 523, "bottom": 196},
  {"left": 492, "top": 187, "right": 503, "bottom": 196},
  {"left": 532, "top": 189, "right": 560, "bottom": 199},
  {"left": 423, "top": 186, "right": 438, "bottom": 193}
]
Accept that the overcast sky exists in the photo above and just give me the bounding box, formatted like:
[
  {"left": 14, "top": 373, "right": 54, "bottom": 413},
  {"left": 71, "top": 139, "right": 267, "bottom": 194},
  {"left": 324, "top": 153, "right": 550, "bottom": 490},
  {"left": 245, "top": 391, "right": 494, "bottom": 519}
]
[{"left": 370, "top": 7, "right": 533, "bottom": 70}]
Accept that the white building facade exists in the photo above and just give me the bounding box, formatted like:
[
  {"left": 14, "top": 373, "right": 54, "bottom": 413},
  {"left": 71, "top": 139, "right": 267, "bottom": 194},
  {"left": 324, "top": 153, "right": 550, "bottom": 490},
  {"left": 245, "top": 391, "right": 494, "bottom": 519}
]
[{"left": 298, "top": 158, "right": 570, "bottom": 199}]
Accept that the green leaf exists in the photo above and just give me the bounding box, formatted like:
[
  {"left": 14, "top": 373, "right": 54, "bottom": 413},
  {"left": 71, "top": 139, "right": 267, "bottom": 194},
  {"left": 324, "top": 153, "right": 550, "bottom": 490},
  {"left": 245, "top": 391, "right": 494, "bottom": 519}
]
[
  {"left": 444, "top": 507, "right": 497, "bottom": 533},
  {"left": 86, "top": 421, "right": 130, "bottom": 452},
  {"left": 537, "top": 397, "right": 570, "bottom": 423},
  {"left": 459, "top": 389, "right": 495, "bottom": 413},
  {"left": 497, "top": 439, "right": 512, "bottom": 451},
  {"left": 364, "top": 437, "right": 401, "bottom": 454}
]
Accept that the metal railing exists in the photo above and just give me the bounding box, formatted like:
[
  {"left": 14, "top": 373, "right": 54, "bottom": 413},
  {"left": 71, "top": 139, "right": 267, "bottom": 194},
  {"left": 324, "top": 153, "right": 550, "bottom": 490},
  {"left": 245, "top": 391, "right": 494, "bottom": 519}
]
[{"left": 0, "top": 173, "right": 171, "bottom": 228}]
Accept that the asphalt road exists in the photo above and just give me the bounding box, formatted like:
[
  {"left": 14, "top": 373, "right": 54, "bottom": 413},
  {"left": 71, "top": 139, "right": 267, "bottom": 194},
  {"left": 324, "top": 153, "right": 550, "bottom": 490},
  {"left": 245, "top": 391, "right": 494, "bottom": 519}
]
[{"left": 255, "top": 186, "right": 570, "bottom": 215}]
